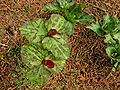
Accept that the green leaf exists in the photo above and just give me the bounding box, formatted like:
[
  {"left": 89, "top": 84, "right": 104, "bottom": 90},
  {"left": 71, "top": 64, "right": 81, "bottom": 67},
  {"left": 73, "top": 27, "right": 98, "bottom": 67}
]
[
  {"left": 87, "top": 21, "right": 105, "bottom": 36},
  {"left": 19, "top": 66, "right": 50, "bottom": 86},
  {"left": 110, "top": 55, "right": 120, "bottom": 71},
  {"left": 57, "top": 0, "right": 74, "bottom": 9},
  {"left": 103, "top": 14, "right": 111, "bottom": 25},
  {"left": 19, "top": 18, "right": 47, "bottom": 44},
  {"left": 45, "top": 14, "right": 74, "bottom": 35},
  {"left": 42, "top": 36, "right": 70, "bottom": 59},
  {"left": 112, "top": 67, "right": 116, "bottom": 72},
  {"left": 39, "top": 54, "right": 66, "bottom": 73},
  {"left": 112, "top": 62, "right": 119, "bottom": 72},
  {"left": 104, "top": 34, "right": 116, "bottom": 44},
  {"left": 43, "top": 55, "right": 66, "bottom": 73},
  {"left": 113, "top": 31, "right": 120, "bottom": 44},
  {"left": 118, "top": 63, "right": 120, "bottom": 69},
  {"left": 41, "top": 2, "right": 61, "bottom": 12},
  {"left": 21, "top": 44, "right": 49, "bottom": 66},
  {"left": 105, "top": 44, "right": 120, "bottom": 60},
  {"left": 118, "top": 22, "right": 120, "bottom": 30},
  {"left": 64, "top": 9, "right": 75, "bottom": 23},
  {"left": 18, "top": 50, "right": 67, "bottom": 86},
  {"left": 42, "top": 0, "right": 75, "bottom": 12},
  {"left": 19, "top": 44, "right": 67, "bottom": 86},
  {"left": 102, "top": 14, "right": 119, "bottom": 33},
  {"left": 64, "top": 3, "right": 89, "bottom": 23},
  {"left": 106, "top": 45, "right": 117, "bottom": 58},
  {"left": 75, "top": 12, "right": 94, "bottom": 23},
  {"left": 41, "top": 0, "right": 92, "bottom": 24},
  {"left": 66, "top": 1, "right": 86, "bottom": 11},
  {"left": 49, "top": 58, "right": 66, "bottom": 73}
]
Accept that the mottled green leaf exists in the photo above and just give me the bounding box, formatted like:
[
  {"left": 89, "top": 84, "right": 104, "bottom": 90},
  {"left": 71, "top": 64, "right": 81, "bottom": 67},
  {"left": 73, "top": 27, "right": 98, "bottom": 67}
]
[
  {"left": 19, "top": 18, "right": 47, "bottom": 44},
  {"left": 18, "top": 66, "right": 50, "bottom": 86},
  {"left": 43, "top": 55, "right": 66, "bottom": 73},
  {"left": 45, "top": 14, "right": 74, "bottom": 35},
  {"left": 42, "top": 36, "right": 70, "bottom": 59},
  {"left": 17, "top": 11, "right": 73, "bottom": 88},
  {"left": 53, "top": 58, "right": 66, "bottom": 72},
  {"left": 19, "top": 45, "right": 67, "bottom": 86},
  {"left": 21, "top": 44, "right": 49, "bottom": 66}
]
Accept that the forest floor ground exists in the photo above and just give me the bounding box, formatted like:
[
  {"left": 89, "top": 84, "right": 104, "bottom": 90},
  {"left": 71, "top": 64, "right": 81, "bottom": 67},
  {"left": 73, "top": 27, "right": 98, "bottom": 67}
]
[{"left": 0, "top": 0, "right": 120, "bottom": 90}]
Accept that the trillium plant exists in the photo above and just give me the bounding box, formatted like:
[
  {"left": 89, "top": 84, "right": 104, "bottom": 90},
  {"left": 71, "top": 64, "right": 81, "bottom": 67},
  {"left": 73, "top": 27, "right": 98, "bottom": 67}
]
[
  {"left": 16, "top": 14, "right": 71, "bottom": 87},
  {"left": 87, "top": 14, "right": 120, "bottom": 71},
  {"left": 15, "top": 0, "right": 93, "bottom": 88}
]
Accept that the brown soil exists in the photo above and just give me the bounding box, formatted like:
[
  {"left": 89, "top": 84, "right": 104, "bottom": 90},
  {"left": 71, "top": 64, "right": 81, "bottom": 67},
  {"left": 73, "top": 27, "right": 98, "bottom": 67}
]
[{"left": 0, "top": 0, "right": 120, "bottom": 90}]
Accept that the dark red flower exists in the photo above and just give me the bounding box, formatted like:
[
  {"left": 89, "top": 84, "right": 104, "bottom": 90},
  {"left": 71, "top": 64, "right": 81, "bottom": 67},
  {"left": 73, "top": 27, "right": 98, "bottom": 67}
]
[
  {"left": 48, "top": 29, "right": 57, "bottom": 37},
  {"left": 42, "top": 59, "right": 54, "bottom": 68}
]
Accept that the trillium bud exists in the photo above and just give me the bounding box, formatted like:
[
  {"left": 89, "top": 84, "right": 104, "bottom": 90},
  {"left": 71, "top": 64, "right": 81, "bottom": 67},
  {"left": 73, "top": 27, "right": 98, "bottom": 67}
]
[
  {"left": 48, "top": 29, "right": 57, "bottom": 37},
  {"left": 42, "top": 59, "right": 54, "bottom": 68}
]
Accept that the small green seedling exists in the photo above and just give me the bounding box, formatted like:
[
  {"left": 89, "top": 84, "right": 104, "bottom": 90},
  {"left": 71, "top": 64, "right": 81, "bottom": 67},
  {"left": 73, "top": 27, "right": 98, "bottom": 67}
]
[{"left": 87, "top": 14, "right": 120, "bottom": 71}]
